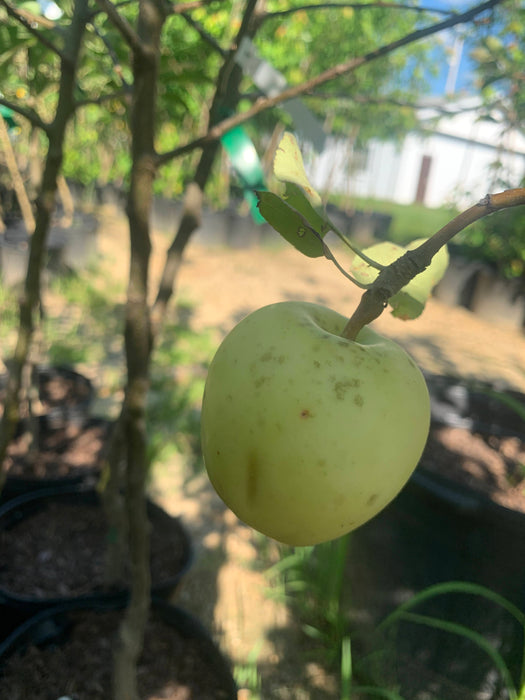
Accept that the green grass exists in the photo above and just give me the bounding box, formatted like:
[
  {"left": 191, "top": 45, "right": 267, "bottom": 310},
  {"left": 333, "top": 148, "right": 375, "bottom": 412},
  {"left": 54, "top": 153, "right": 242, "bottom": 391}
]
[{"left": 329, "top": 195, "right": 458, "bottom": 246}]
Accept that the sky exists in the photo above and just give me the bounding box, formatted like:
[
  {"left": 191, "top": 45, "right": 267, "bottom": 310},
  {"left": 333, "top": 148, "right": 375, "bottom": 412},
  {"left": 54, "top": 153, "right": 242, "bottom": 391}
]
[{"left": 423, "top": 0, "right": 495, "bottom": 97}]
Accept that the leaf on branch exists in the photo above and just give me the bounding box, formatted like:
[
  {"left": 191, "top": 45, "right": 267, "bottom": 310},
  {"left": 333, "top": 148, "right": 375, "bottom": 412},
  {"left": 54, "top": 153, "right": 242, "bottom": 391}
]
[
  {"left": 273, "top": 132, "right": 321, "bottom": 206},
  {"left": 349, "top": 239, "right": 449, "bottom": 320},
  {"left": 283, "top": 182, "right": 332, "bottom": 237},
  {"left": 256, "top": 190, "right": 324, "bottom": 258}
]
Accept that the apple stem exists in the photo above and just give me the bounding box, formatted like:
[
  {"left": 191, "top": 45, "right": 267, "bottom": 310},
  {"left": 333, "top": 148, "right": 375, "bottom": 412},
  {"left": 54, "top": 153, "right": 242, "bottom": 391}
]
[{"left": 343, "top": 187, "right": 525, "bottom": 338}]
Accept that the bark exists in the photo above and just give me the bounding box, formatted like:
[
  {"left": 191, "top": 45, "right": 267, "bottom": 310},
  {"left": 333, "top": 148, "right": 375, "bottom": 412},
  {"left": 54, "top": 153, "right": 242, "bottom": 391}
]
[
  {"left": 0, "top": 112, "right": 35, "bottom": 233},
  {"left": 111, "top": 1, "right": 165, "bottom": 698},
  {"left": 57, "top": 174, "right": 74, "bottom": 227},
  {"left": 151, "top": 0, "right": 263, "bottom": 331},
  {"left": 0, "top": 0, "right": 89, "bottom": 493}
]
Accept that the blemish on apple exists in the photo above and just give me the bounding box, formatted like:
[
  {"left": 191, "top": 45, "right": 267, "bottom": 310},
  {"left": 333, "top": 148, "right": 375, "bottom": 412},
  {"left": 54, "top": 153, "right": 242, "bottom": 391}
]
[{"left": 334, "top": 378, "right": 361, "bottom": 400}]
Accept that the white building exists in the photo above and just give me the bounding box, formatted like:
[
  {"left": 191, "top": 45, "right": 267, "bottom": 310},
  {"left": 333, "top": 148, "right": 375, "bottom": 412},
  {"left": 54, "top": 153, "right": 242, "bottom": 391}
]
[{"left": 306, "top": 98, "right": 525, "bottom": 209}]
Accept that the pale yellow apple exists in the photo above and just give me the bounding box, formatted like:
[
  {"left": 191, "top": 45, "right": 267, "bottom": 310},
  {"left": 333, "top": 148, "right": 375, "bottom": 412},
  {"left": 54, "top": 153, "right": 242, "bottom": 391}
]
[{"left": 201, "top": 301, "right": 430, "bottom": 545}]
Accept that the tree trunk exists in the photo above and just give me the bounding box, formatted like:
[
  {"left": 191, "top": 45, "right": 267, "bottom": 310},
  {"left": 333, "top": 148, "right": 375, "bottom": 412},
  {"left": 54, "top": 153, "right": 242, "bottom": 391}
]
[
  {"left": 151, "top": 0, "right": 263, "bottom": 331},
  {"left": 111, "top": 2, "right": 165, "bottom": 698},
  {"left": 0, "top": 0, "right": 89, "bottom": 492}
]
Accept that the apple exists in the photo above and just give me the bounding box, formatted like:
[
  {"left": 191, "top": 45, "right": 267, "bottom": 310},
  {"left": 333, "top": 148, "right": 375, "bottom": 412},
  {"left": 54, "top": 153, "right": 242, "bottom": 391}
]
[{"left": 201, "top": 301, "right": 430, "bottom": 546}]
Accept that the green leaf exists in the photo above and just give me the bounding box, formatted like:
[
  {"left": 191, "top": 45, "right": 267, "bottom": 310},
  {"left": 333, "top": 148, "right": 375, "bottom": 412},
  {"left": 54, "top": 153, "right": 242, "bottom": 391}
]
[
  {"left": 256, "top": 191, "right": 324, "bottom": 257},
  {"left": 349, "top": 239, "right": 449, "bottom": 320},
  {"left": 396, "top": 612, "right": 518, "bottom": 699},
  {"left": 273, "top": 132, "right": 321, "bottom": 206},
  {"left": 283, "top": 183, "right": 331, "bottom": 238}
]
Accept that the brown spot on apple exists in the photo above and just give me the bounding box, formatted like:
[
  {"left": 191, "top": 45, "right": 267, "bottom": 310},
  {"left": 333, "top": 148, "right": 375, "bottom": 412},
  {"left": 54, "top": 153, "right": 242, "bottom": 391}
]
[{"left": 300, "top": 409, "right": 313, "bottom": 418}]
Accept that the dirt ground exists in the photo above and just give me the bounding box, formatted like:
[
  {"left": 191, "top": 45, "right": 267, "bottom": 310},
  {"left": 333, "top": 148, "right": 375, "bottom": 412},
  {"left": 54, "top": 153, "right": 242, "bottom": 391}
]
[{"left": 96, "top": 206, "right": 525, "bottom": 698}]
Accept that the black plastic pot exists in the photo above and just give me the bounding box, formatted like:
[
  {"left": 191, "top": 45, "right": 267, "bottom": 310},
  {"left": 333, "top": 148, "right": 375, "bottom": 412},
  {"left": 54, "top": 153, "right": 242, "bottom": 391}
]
[
  {"left": 416, "top": 373, "right": 525, "bottom": 550},
  {"left": 348, "top": 480, "right": 525, "bottom": 700},
  {"left": 0, "top": 365, "right": 94, "bottom": 429},
  {"left": 0, "top": 486, "right": 193, "bottom": 622},
  {"left": 1, "top": 416, "right": 112, "bottom": 503},
  {"left": 0, "top": 598, "right": 238, "bottom": 699},
  {"left": 36, "top": 365, "right": 94, "bottom": 428},
  {"left": 424, "top": 372, "right": 525, "bottom": 438},
  {"left": 346, "top": 375, "right": 525, "bottom": 699}
]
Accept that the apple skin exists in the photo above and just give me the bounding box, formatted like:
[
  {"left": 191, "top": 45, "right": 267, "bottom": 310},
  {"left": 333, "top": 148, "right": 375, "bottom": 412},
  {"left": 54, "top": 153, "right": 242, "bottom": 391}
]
[{"left": 201, "top": 301, "right": 430, "bottom": 546}]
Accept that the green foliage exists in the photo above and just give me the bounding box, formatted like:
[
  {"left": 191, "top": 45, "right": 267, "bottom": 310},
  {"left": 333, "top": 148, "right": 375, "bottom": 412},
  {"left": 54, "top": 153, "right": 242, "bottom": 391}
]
[
  {"left": 233, "top": 642, "right": 263, "bottom": 699},
  {"left": 256, "top": 1, "right": 434, "bottom": 141},
  {"left": 257, "top": 190, "right": 326, "bottom": 257},
  {"left": 267, "top": 535, "right": 351, "bottom": 673},
  {"left": 471, "top": 0, "right": 525, "bottom": 134},
  {"left": 1, "top": 0, "right": 444, "bottom": 200},
  {"left": 257, "top": 133, "right": 335, "bottom": 256},
  {"left": 454, "top": 201, "right": 525, "bottom": 283},
  {"left": 349, "top": 239, "right": 449, "bottom": 320}
]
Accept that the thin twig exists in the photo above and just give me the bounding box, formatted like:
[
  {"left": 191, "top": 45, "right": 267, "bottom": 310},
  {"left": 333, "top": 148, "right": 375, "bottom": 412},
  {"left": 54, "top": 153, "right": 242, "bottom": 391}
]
[
  {"left": 0, "top": 0, "right": 64, "bottom": 59},
  {"left": 259, "top": 1, "right": 455, "bottom": 24},
  {"left": 89, "top": 20, "right": 132, "bottom": 88},
  {"left": 323, "top": 241, "right": 370, "bottom": 288},
  {"left": 74, "top": 88, "right": 131, "bottom": 109},
  {"left": 7, "top": 4, "right": 55, "bottom": 28},
  {"left": 329, "top": 224, "right": 387, "bottom": 269},
  {"left": 94, "top": 0, "right": 147, "bottom": 57},
  {"left": 166, "top": 0, "right": 218, "bottom": 14},
  {"left": 180, "top": 12, "right": 226, "bottom": 56},
  {"left": 304, "top": 91, "right": 498, "bottom": 117},
  {"left": 156, "top": 0, "right": 502, "bottom": 166},
  {"left": 0, "top": 96, "right": 49, "bottom": 133}
]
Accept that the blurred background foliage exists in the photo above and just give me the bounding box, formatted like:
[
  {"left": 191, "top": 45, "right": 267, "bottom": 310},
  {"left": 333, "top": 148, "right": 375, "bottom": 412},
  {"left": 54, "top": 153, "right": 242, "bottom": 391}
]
[{"left": 0, "top": 0, "right": 523, "bottom": 279}]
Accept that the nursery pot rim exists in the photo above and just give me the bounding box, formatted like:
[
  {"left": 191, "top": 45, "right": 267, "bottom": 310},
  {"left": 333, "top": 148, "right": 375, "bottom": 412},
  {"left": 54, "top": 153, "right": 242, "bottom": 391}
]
[
  {"left": 0, "top": 484, "right": 194, "bottom": 609},
  {"left": 0, "top": 597, "right": 238, "bottom": 699}
]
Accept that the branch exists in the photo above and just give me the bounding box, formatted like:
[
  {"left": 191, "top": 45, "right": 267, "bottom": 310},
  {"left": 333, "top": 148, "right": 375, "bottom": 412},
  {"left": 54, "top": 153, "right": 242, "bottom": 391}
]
[
  {"left": 166, "top": 0, "right": 218, "bottom": 13},
  {"left": 88, "top": 20, "right": 132, "bottom": 89},
  {"left": 304, "top": 92, "right": 483, "bottom": 116},
  {"left": 156, "top": 0, "right": 503, "bottom": 166},
  {"left": 152, "top": 0, "right": 261, "bottom": 326},
  {"left": 7, "top": 4, "right": 55, "bottom": 28},
  {"left": 180, "top": 12, "right": 227, "bottom": 56},
  {"left": 0, "top": 96, "right": 49, "bottom": 133},
  {"left": 74, "top": 88, "right": 131, "bottom": 109},
  {"left": 94, "top": 0, "right": 146, "bottom": 56},
  {"left": 0, "top": 0, "right": 64, "bottom": 59},
  {"left": 342, "top": 187, "right": 525, "bottom": 340},
  {"left": 260, "top": 1, "right": 455, "bottom": 24}
]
